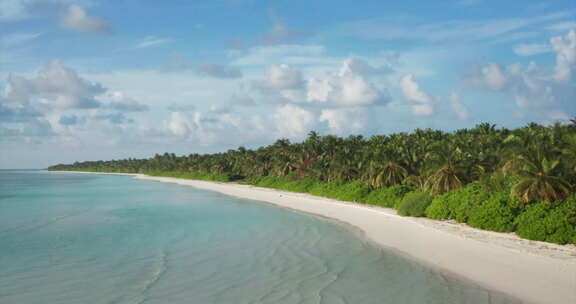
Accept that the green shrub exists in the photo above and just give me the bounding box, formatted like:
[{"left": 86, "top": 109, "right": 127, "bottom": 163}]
[
  {"left": 309, "top": 181, "right": 343, "bottom": 198},
  {"left": 466, "top": 192, "right": 518, "bottom": 232},
  {"left": 309, "top": 180, "right": 371, "bottom": 202},
  {"left": 149, "top": 171, "right": 233, "bottom": 182},
  {"left": 364, "top": 184, "right": 414, "bottom": 208},
  {"left": 425, "top": 183, "right": 489, "bottom": 222},
  {"left": 398, "top": 191, "right": 433, "bottom": 217},
  {"left": 278, "top": 177, "right": 320, "bottom": 193},
  {"left": 515, "top": 196, "right": 576, "bottom": 244},
  {"left": 334, "top": 181, "right": 372, "bottom": 202},
  {"left": 248, "top": 176, "right": 291, "bottom": 188}
]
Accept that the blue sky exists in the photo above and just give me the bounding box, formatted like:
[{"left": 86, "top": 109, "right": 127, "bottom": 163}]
[{"left": 0, "top": 0, "right": 575, "bottom": 168}]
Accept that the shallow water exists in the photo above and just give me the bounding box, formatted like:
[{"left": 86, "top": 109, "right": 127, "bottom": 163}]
[{"left": 0, "top": 170, "right": 519, "bottom": 303}]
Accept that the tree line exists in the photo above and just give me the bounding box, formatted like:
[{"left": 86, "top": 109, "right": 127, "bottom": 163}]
[
  {"left": 49, "top": 121, "right": 576, "bottom": 244},
  {"left": 50, "top": 121, "right": 575, "bottom": 204}
]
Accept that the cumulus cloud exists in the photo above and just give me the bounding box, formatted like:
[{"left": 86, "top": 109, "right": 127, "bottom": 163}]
[
  {"left": 260, "top": 64, "right": 303, "bottom": 90},
  {"left": 234, "top": 58, "right": 390, "bottom": 107},
  {"left": 320, "top": 108, "right": 367, "bottom": 135},
  {"left": 551, "top": 30, "right": 576, "bottom": 82},
  {"left": 513, "top": 43, "right": 552, "bottom": 56},
  {"left": 274, "top": 104, "right": 315, "bottom": 138},
  {"left": 167, "top": 112, "right": 192, "bottom": 136},
  {"left": 467, "top": 30, "right": 576, "bottom": 121},
  {"left": 59, "top": 5, "right": 110, "bottom": 34},
  {"left": 197, "top": 64, "right": 242, "bottom": 79},
  {"left": 306, "top": 59, "right": 389, "bottom": 107},
  {"left": 2, "top": 60, "right": 105, "bottom": 110},
  {"left": 400, "top": 74, "right": 434, "bottom": 116},
  {"left": 107, "top": 92, "right": 149, "bottom": 112},
  {"left": 469, "top": 63, "right": 509, "bottom": 91},
  {"left": 400, "top": 74, "right": 431, "bottom": 103}
]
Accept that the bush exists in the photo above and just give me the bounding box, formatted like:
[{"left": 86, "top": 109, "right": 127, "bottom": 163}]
[
  {"left": 149, "top": 171, "right": 233, "bottom": 182},
  {"left": 364, "top": 184, "right": 414, "bottom": 208},
  {"left": 466, "top": 191, "right": 518, "bottom": 232},
  {"left": 278, "top": 177, "right": 320, "bottom": 193},
  {"left": 426, "top": 183, "right": 489, "bottom": 222},
  {"left": 397, "top": 191, "right": 433, "bottom": 217},
  {"left": 309, "top": 180, "right": 371, "bottom": 202},
  {"left": 248, "top": 175, "right": 291, "bottom": 188},
  {"left": 515, "top": 196, "right": 576, "bottom": 244}
]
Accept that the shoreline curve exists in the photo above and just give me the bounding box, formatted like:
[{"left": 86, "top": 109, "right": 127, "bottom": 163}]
[{"left": 55, "top": 171, "right": 576, "bottom": 304}]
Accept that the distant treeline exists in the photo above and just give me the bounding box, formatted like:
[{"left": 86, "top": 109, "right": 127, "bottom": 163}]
[{"left": 50, "top": 121, "right": 576, "bottom": 244}]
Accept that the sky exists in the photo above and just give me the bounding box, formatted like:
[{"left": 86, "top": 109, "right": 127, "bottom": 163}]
[{"left": 0, "top": 0, "right": 575, "bottom": 168}]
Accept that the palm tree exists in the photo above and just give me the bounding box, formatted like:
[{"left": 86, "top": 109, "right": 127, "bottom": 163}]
[
  {"left": 511, "top": 155, "right": 572, "bottom": 203},
  {"left": 424, "top": 144, "right": 465, "bottom": 194}
]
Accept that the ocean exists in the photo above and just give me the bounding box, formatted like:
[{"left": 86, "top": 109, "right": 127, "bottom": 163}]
[{"left": 0, "top": 170, "right": 518, "bottom": 303}]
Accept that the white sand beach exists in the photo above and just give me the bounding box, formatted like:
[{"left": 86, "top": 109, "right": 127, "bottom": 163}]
[{"left": 133, "top": 175, "right": 576, "bottom": 304}]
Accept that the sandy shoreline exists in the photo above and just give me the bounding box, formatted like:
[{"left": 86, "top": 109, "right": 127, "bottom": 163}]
[{"left": 54, "top": 171, "right": 576, "bottom": 303}]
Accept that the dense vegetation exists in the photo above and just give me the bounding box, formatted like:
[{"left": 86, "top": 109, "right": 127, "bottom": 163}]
[{"left": 49, "top": 121, "right": 576, "bottom": 244}]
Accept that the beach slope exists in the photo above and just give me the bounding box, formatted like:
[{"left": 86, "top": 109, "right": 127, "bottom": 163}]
[{"left": 136, "top": 175, "right": 576, "bottom": 304}]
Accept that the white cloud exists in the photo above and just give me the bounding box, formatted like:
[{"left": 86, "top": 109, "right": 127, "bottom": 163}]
[
  {"left": 400, "top": 74, "right": 434, "bottom": 116},
  {"left": 260, "top": 64, "right": 303, "bottom": 89},
  {"left": 106, "top": 91, "right": 149, "bottom": 112},
  {"left": 60, "top": 5, "right": 110, "bottom": 34},
  {"left": 136, "top": 36, "right": 173, "bottom": 48},
  {"left": 470, "top": 63, "right": 509, "bottom": 91},
  {"left": 467, "top": 30, "right": 576, "bottom": 120},
  {"left": 450, "top": 91, "right": 469, "bottom": 120},
  {"left": 400, "top": 74, "right": 431, "bottom": 103},
  {"left": 2, "top": 60, "right": 105, "bottom": 110},
  {"left": 513, "top": 43, "right": 552, "bottom": 56},
  {"left": 306, "top": 59, "right": 389, "bottom": 107},
  {"left": 274, "top": 104, "right": 315, "bottom": 138},
  {"left": 551, "top": 30, "right": 576, "bottom": 82},
  {"left": 320, "top": 108, "right": 367, "bottom": 135},
  {"left": 412, "top": 104, "right": 434, "bottom": 116},
  {"left": 167, "top": 112, "right": 192, "bottom": 136}
]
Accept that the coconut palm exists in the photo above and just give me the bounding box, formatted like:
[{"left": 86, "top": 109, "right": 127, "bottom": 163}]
[{"left": 511, "top": 155, "right": 572, "bottom": 203}]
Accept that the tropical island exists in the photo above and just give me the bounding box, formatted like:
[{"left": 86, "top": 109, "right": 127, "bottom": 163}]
[{"left": 50, "top": 121, "right": 576, "bottom": 245}]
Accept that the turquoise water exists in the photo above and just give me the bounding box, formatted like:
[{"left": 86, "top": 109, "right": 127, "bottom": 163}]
[{"left": 0, "top": 170, "right": 519, "bottom": 304}]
